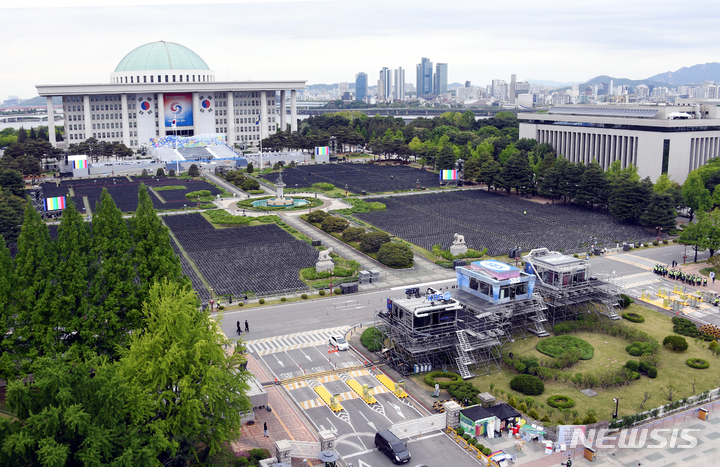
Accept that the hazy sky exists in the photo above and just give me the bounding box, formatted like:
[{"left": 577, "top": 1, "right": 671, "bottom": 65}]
[{"left": 4, "top": 0, "right": 720, "bottom": 98}]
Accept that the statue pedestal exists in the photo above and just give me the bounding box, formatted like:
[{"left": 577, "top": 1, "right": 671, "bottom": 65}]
[
  {"left": 450, "top": 244, "right": 468, "bottom": 257},
  {"left": 316, "top": 260, "right": 335, "bottom": 273}
]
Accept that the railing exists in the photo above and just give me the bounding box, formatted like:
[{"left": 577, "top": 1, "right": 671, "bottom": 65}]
[
  {"left": 389, "top": 413, "right": 445, "bottom": 439},
  {"left": 288, "top": 440, "right": 321, "bottom": 458}
]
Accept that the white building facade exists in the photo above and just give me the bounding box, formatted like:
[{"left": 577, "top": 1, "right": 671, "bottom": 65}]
[
  {"left": 36, "top": 41, "right": 305, "bottom": 149},
  {"left": 519, "top": 104, "right": 720, "bottom": 183}
]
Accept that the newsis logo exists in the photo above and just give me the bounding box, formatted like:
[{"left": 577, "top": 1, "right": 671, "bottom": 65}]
[{"left": 566, "top": 428, "right": 700, "bottom": 450}]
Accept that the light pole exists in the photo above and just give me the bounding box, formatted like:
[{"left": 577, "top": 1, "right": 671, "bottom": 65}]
[{"left": 612, "top": 397, "right": 620, "bottom": 419}]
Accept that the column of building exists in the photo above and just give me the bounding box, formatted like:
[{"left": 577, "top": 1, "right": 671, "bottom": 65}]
[
  {"left": 192, "top": 92, "right": 201, "bottom": 136},
  {"left": 121, "top": 94, "right": 130, "bottom": 147},
  {"left": 280, "top": 90, "right": 287, "bottom": 132},
  {"left": 290, "top": 90, "right": 297, "bottom": 132},
  {"left": 83, "top": 95, "right": 91, "bottom": 142},
  {"left": 260, "top": 91, "right": 268, "bottom": 142},
  {"left": 46, "top": 96, "right": 56, "bottom": 145},
  {"left": 227, "top": 94, "right": 235, "bottom": 146},
  {"left": 157, "top": 93, "right": 166, "bottom": 137}
]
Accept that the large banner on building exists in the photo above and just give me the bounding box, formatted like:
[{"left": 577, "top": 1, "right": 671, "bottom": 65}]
[
  {"left": 136, "top": 93, "right": 156, "bottom": 145},
  {"left": 195, "top": 93, "right": 215, "bottom": 135},
  {"left": 164, "top": 93, "right": 193, "bottom": 127}
]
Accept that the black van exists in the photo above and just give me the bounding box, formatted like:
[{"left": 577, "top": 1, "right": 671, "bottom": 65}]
[{"left": 374, "top": 430, "right": 411, "bottom": 464}]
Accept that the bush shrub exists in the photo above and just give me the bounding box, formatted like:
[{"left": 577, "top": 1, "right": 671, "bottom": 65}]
[
  {"left": 620, "top": 294, "right": 634, "bottom": 308},
  {"left": 280, "top": 297, "right": 287, "bottom": 302},
  {"left": 319, "top": 290, "right": 326, "bottom": 296},
  {"left": 360, "top": 327, "right": 384, "bottom": 352},
  {"left": 377, "top": 242, "right": 413, "bottom": 268},
  {"left": 359, "top": 231, "right": 391, "bottom": 253},
  {"left": 663, "top": 335, "right": 689, "bottom": 351},
  {"left": 624, "top": 360, "right": 640, "bottom": 372},
  {"left": 342, "top": 227, "right": 366, "bottom": 242},
  {"left": 517, "top": 402, "right": 527, "bottom": 413},
  {"left": 241, "top": 178, "right": 260, "bottom": 191},
  {"left": 582, "top": 413, "right": 597, "bottom": 424},
  {"left": 648, "top": 366, "right": 658, "bottom": 378},
  {"left": 623, "top": 312, "right": 645, "bottom": 323},
  {"left": 482, "top": 447, "right": 491, "bottom": 456},
  {"left": 468, "top": 438, "right": 477, "bottom": 446},
  {"left": 447, "top": 383, "right": 479, "bottom": 405},
  {"left": 540, "top": 415, "right": 552, "bottom": 423},
  {"left": 510, "top": 374, "right": 545, "bottom": 396},
  {"left": 536, "top": 335, "right": 594, "bottom": 360},
  {"left": 639, "top": 361, "right": 650, "bottom": 373},
  {"left": 424, "top": 371, "right": 463, "bottom": 389},
  {"left": 462, "top": 434, "right": 471, "bottom": 441},
  {"left": 628, "top": 347, "right": 642, "bottom": 356},
  {"left": 524, "top": 396, "right": 535, "bottom": 408},
  {"left": 686, "top": 358, "right": 710, "bottom": 369},
  {"left": 625, "top": 341, "right": 658, "bottom": 356},
  {"left": 672, "top": 316, "right": 715, "bottom": 340},
  {"left": 334, "top": 288, "right": 342, "bottom": 295},
  {"left": 238, "top": 302, "right": 243, "bottom": 306},
  {"left": 186, "top": 189, "right": 212, "bottom": 199},
  {"left": 301, "top": 294, "right": 308, "bottom": 299},
  {"left": 455, "top": 427, "right": 464, "bottom": 436},
  {"left": 307, "top": 210, "right": 329, "bottom": 223},
  {"left": 188, "top": 164, "right": 200, "bottom": 177},
  {"left": 547, "top": 395, "right": 575, "bottom": 409},
  {"left": 258, "top": 298, "right": 265, "bottom": 304},
  {"left": 507, "top": 397, "right": 518, "bottom": 408},
  {"left": 321, "top": 216, "right": 349, "bottom": 233},
  {"left": 312, "top": 182, "right": 335, "bottom": 191},
  {"left": 528, "top": 408, "right": 540, "bottom": 420}
]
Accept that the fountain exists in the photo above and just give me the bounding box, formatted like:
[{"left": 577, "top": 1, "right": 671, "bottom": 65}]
[{"left": 251, "top": 172, "right": 309, "bottom": 208}]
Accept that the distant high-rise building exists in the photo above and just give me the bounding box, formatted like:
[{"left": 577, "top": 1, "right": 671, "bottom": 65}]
[
  {"left": 355, "top": 72, "right": 368, "bottom": 101},
  {"left": 394, "top": 67, "right": 405, "bottom": 101},
  {"left": 434, "top": 63, "right": 448, "bottom": 95},
  {"left": 416, "top": 57, "right": 434, "bottom": 96},
  {"left": 378, "top": 67, "right": 391, "bottom": 101},
  {"left": 465, "top": 81, "right": 471, "bottom": 88},
  {"left": 509, "top": 74, "right": 517, "bottom": 103}
]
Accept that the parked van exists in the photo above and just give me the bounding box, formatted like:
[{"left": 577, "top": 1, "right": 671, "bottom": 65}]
[{"left": 374, "top": 430, "right": 411, "bottom": 464}]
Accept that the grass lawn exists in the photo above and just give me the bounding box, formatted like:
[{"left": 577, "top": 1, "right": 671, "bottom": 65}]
[
  {"left": 153, "top": 185, "right": 187, "bottom": 191},
  {"left": 413, "top": 304, "right": 719, "bottom": 423}
]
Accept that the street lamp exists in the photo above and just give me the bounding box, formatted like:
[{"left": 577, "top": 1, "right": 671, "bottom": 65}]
[{"left": 612, "top": 397, "right": 620, "bottom": 419}]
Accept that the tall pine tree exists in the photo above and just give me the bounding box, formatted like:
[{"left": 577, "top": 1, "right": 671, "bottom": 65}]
[
  {"left": 89, "top": 188, "right": 139, "bottom": 356},
  {"left": 13, "top": 202, "right": 54, "bottom": 369},
  {"left": 130, "top": 184, "right": 184, "bottom": 303},
  {"left": 47, "top": 200, "right": 93, "bottom": 354},
  {"left": 0, "top": 236, "right": 16, "bottom": 380}
]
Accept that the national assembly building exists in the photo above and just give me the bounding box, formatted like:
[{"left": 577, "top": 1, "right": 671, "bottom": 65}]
[{"left": 36, "top": 41, "right": 305, "bottom": 150}]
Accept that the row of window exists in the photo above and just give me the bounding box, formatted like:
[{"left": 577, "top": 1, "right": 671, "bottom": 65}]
[
  {"left": 112, "top": 74, "right": 214, "bottom": 84},
  {"left": 93, "top": 132, "right": 123, "bottom": 139}
]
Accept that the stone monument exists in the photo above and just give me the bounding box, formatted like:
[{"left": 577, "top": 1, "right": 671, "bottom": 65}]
[
  {"left": 450, "top": 232, "right": 468, "bottom": 256},
  {"left": 267, "top": 172, "right": 294, "bottom": 206},
  {"left": 316, "top": 247, "right": 335, "bottom": 272}
]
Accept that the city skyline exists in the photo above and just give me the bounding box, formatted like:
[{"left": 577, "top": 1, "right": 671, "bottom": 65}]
[{"left": 3, "top": 0, "right": 720, "bottom": 98}]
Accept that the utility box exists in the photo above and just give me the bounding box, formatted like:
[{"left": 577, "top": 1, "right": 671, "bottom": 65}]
[
  {"left": 370, "top": 270, "right": 380, "bottom": 282},
  {"left": 584, "top": 446, "right": 596, "bottom": 461},
  {"left": 700, "top": 408, "right": 709, "bottom": 421}
]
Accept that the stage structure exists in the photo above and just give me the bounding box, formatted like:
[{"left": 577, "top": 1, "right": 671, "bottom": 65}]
[
  {"left": 523, "top": 248, "right": 621, "bottom": 323},
  {"left": 373, "top": 286, "right": 507, "bottom": 379},
  {"left": 373, "top": 253, "right": 622, "bottom": 380}
]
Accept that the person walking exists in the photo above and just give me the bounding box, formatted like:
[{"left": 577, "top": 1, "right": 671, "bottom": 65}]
[
  {"left": 236, "top": 320, "right": 241, "bottom": 336},
  {"left": 712, "top": 271, "right": 716, "bottom": 284},
  {"left": 245, "top": 320, "right": 249, "bottom": 332},
  {"left": 264, "top": 422, "right": 268, "bottom": 437}
]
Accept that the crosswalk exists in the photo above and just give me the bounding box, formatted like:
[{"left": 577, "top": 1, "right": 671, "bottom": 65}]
[
  {"left": 606, "top": 253, "right": 662, "bottom": 271},
  {"left": 299, "top": 391, "right": 359, "bottom": 409},
  {"left": 610, "top": 271, "right": 661, "bottom": 289},
  {"left": 245, "top": 326, "right": 351, "bottom": 355}
]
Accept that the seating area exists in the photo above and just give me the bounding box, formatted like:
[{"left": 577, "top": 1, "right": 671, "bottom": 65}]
[
  {"left": 259, "top": 163, "right": 438, "bottom": 193},
  {"left": 166, "top": 217, "right": 317, "bottom": 296},
  {"left": 155, "top": 147, "right": 179, "bottom": 161},
  {"left": 169, "top": 236, "right": 211, "bottom": 301},
  {"left": 209, "top": 145, "right": 239, "bottom": 158},
  {"left": 355, "top": 191, "right": 659, "bottom": 256}
]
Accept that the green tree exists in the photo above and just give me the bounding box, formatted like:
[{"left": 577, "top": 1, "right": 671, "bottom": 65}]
[
  {"left": 654, "top": 173, "right": 674, "bottom": 193},
  {"left": 0, "top": 236, "right": 15, "bottom": 379},
  {"left": 377, "top": 242, "right": 414, "bottom": 268},
  {"left": 321, "top": 216, "right": 349, "bottom": 232},
  {"left": 246, "top": 162, "right": 254, "bottom": 174},
  {"left": 436, "top": 145, "right": 457, "bottom": 171},
  {"left": 188, "top": 164, "right": 200, "bottom": 177},
  {"left": 575, "top": 160, "right": 609, "bottom": 209},
  {"left": 0, "top": 188, "right": 25, "bottom": 243},
  {"left": 130, "top": 185, "right": 185, "bottom": 302},
  {"left": 640, "top": 192, "right": 677, "bottom": 232},
  {"left": 539, "top": 157, "right": 568, "bottom": 203},
  {"left": 0, "top": 169, "right": 25, "bottom": 198},
  {"left": 679, "top": 212, "right": 709, "bottom": 262},
  {"left": 156, "top": 167, "right": 165, "bottom": 177},
  {"left": 463, "top": 157, "right": 482, "bottom": 182},
  {"left": 359, "top": 231, "right": 391, "bottom": 253},
  {"left": 89, "top": 189, "right": 140, "bottom": 356},
  {"left": 46, "top": 200, "right": 92, "bottom": 354},
  {"left": 609, "top": 174, "right": 650, "bottom": 223},
  {"left": 682, "top": 171, "right": 712, "bottom": 222},
  {"left": 499, "top": 151, "right": 533, "bottom": 195},
  {"left": 477, "top": 159, "right": 502, "bottom": 190},
  {"left": 12, "top": 203, "right": 54, "bottom": 374},
  {"left": 241, "top": 178, "right": 260, "bottom": 191},
  {"left": 118, "top": 280, "right": 252, "bottom": 459}
]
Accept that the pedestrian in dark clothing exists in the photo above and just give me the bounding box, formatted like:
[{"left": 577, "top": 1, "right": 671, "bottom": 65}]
[
  {"left": 264, "top": 422, "right": 268, "bottom": 437},
  {"left": 236, "top": 321, "right": 241, "bottom": 335},
  {"left": 245, "top": 320, "right": 249, "bottom": 332}
]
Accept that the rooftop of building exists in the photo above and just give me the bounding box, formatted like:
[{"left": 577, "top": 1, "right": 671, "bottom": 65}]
[{"left": 114, "top": 41, "right": 210, "bottom": 72}]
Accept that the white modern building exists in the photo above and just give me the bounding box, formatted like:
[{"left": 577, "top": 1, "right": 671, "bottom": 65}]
[
  {"left": 519, "top": 103, "right": 720, "bottom": 183},
  {"left": 36, "top": 41, "right": 305, "bottom": 149}
]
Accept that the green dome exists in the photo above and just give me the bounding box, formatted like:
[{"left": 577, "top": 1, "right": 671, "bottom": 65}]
[{"left": 114, "top": 41, "right": 210, "bottom": 72}]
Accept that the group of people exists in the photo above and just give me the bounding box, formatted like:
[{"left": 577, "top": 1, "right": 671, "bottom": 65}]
[
  {"left": 237, "top": 320, "right": 249, "bottom": 335},
  {"left": 654, "top": 264, "right": 709, "bottom": 286}
]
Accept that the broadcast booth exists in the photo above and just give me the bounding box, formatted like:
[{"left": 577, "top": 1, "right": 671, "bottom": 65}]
[{"left": 67, "top": 155, "right": 90, "bottom": 177}]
